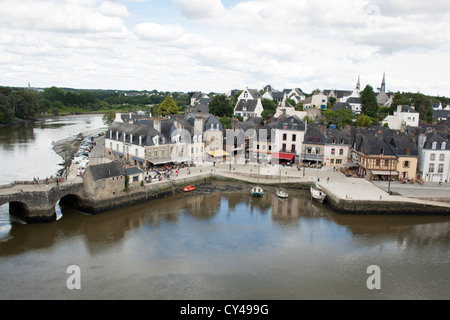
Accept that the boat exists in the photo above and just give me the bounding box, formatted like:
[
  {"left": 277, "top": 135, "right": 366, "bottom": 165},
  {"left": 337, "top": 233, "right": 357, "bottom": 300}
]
[
  {"left": 276, "top": 187, "right": 288, "bottom": 198},
  {"left": 55, "top": 202, "right": 63, "bottom": 221},
  {"left": 183, "top": 185, "right": 196, "bottom": 192},
  {"left": 310, "top": 183, "right": 326, "bottom": 203},
  {"left": 276, "top": 167, "right": 288, "bottom": 198},
  {"left": 251, "top": 186, "right": 264, "bottom": 196},
  {"left": 251, "top": 164, "right": 263, "bottom": 196}
]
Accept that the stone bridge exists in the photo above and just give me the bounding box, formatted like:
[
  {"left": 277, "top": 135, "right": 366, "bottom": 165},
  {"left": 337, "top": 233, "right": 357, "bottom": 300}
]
[{"left": 0, "top": 181, "right": 90, "bottom": 223}]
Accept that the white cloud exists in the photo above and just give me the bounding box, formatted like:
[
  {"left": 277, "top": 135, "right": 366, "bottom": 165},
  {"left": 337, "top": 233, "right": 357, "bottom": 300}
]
[
  {"left": 98, "top": 1, "right": 130, "bottom": 17},
  {"left": 173, "top": 0, "right": 225, "bottom": 19},
  {"left": 0, "top": 0, "right": 128, "bottom": 34},
  {"left": 134, "top": 22, "right": 185, "bottom": 42}
]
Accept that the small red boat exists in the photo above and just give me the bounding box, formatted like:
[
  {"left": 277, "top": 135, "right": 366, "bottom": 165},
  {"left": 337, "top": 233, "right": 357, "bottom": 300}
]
[{"left": 183, "top": 185, "right": 196, "bottom": 192}]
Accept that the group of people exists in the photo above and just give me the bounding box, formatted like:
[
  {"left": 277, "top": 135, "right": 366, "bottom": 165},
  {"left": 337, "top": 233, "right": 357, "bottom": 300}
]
[
  {"left": 32, "top": 175, "right": 63, "bottom": 186},
  {"left": 141, "top": 163, "right": 193, "bottom": 183}
]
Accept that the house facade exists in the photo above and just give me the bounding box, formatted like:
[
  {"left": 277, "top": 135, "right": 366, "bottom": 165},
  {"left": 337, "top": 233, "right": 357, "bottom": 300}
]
[
  {"left": 381, "top": 105, "right": 420, "bottom": 130},
  {"left": 323, "top": 127, "right": 352, "bottom": 167},
  {"left": 418, "top": 133, "right": 450, "bottom": 182}
]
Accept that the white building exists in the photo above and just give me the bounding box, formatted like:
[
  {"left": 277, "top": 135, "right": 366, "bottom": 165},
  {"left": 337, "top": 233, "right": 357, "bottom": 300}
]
[
  {"left": 234, "top": 88, "right": 264, "bottom": 120},
  {"left": 418, "top": 132, "right": 450, "bottom": 183},
  {"left": 270, "top": 115, "right": 307, "bottom": 164},
  {"left": 381, "top": 105, "right": 419, "bottom": 130}
]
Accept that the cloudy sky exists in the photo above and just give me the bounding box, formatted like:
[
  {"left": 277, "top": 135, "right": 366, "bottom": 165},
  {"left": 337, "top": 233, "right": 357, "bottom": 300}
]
[{"left": 1, "top": 0, "right": 450, "bottom": 96}]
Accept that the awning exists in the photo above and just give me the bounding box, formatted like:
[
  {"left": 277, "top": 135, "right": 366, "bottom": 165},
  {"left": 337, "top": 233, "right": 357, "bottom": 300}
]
[
  {"left": 171, "top": 156, "right": 191, "bottom": 164},
  {"left": 112, "top": 151, "right": 124, "bottom": 157},
  {"left": 272, "top": 152, "right": 295, "bottom": 160},
  {"left": 148, "top": 157, "right": 174, "bottom": 165},
  {"left": 207, "top": 150, "right": 230, "bottom": 157},
  {"left": 132, "top": 156, "right": 145, "bottom": 163},
  {"left": 370, "top": 170, "right": 399, "bottom": 176}
]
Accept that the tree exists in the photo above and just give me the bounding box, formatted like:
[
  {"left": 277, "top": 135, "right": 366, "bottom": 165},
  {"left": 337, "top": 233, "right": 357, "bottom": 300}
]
[
  {"left": 295, "top": 102, "right": 304, "bottom": 111},
  {"left": 261, "top": 98, "right": 277, "bottom": 112},
  {"left": 286, "top": 98, "right": 296, "bottom": 107},
  {"left": 411, "top": 93, "right": 433, "bottom": 123},
  {"left": 328, "top": 97, "right": 337, "bottom": 109},
  {"left": 209, "top": 94, "right": 233, "bottom": 117},
  {"left": 261, "top": 110, "right": 271, "bottom": 120},
  {"left": 157, "top": 96, "right": 178, "bottom": 116},
  {"left": 321, "top": 109, "right": 355, "bottom": 129},
  {"left": 360, "top": 85, "right": 379, "bottom": 117},
  {"left": 102, "top": 110, "right": 116, "bottom": 125},
  {"left": 356, "top": 113, "right": 373, "bottom": 127}
]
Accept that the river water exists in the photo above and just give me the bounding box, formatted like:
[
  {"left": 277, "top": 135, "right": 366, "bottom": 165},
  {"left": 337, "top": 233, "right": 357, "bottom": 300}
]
[{"left": 0, "top": 115, "right": 449, "bottom": 300}]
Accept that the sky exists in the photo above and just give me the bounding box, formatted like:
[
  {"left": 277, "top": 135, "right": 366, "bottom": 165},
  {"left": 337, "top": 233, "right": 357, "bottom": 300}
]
[{"left": 1, "top": 0, "right": 450, "bottom": 96}]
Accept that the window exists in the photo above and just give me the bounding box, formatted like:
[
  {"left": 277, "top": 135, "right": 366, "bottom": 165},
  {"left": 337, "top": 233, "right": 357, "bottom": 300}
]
[
  {"left": 439, "top": 154, "right": 445, "bottom": 161},
  {"left": 332, "top": 138, "right": 336, "bottom": 144},
  {"left": 339, "top": 149, "right": 344, "bottom": 155},
  {"left": 307, "top": 147, "right": 312, "bottom": 154},
  {"left": 376, "top": 159, "right": 380, "bottom": 166},
  {"left": 291, "top": 145, "right": 296, "bottom": 153},
  {"left": 155, "top": 150, "right": 158, "bottom": 158},
  {"left": 331, "top": 148, "right": 335, "bottom": 155},
  {"left": 406, "top": 148, "right": 411, "bottom": 156},
  {"left": 292, "top": 134, "right": 296, "bottom": 142},
  {"left": 191, "top": 147, "right": 194, "bottom": 154},
  {"left": 330, "top": 159, "right": 335, "bottom": 164},
  {"left": 429, "top": 163, "right": 435, "bottom": 173},
  {"left": 438, "top": 164, "right": 444, "bottom": 173},
  {"left": 161, "top": 149, "right": 165, "bottom": 157},
  {"left": 432, "top": 142, "right": 437, "bottom": 150},
  {"left": 283, "top": 134, "right": 287, "bottom": 141},
  {"left": 380, "top": 148, "right": 384, "bottom": 155},
  {"left": 133, "top": 176, "right": 139, "bottom": 182},
  {"left": 336, "top": 159, "right": 342, "bottom": 164},
  {"left": 316, "top": 137, "right": 321, "bottom": 143},
  {"left": 308, "top": 136, "right": 313, "bottom": 142},
  {"left": 282, "top": 144, "right": 286, "bottom": 152},
  {"left": 430, "top": 154, "right": 436, "bottom": 161},
  {"left": 442, "top": 142, "right": 447, "bottom": 150},
  {"left": 403, "top": 161, "right": 410, "bottom": 168},
  {"left": 385, "top": 159, "right": 389, "bottom": 167},
  {"left": 340, "top": 138, "right": 344, "bottom": 144},
  {"left": 257, "top": 144, "right": 260, "bottom": 150}
]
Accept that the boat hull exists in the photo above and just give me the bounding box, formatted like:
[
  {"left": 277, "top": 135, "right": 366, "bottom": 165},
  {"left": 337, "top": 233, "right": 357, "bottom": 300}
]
[
  {"left": 251, "top": 187, "right": 263, "bottom": 196},
  {"left": 310, "top": 185, "right": 326, "bottom": 203}
]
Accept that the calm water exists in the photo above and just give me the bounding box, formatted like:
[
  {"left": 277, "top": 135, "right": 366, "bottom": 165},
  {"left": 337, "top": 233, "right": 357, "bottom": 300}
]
[{"left": 0, "top": 115, "right": 449, "bottom": 300}]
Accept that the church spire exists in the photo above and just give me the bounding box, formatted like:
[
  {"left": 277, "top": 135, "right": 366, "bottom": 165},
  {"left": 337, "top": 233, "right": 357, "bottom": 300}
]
[
  {"left": 356, "top": 75, "right": 360, "bottom": 90},
  {"left": 380, "top": 72, "right": 386, "bottom": 93}
]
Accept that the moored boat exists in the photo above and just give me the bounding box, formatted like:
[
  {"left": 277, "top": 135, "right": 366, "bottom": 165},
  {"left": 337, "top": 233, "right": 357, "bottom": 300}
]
[
  {"left": 183, "top": 185, "right": 196, "bottom": 192},
  {"left": 251, "top": 186, "right": 263, "bottom": 196},
  {"left": 276, "top": 187, "right": 288, "bottom": 198},
  {"left": 310, "top": 183, "right": 326, "bottom": 203}
]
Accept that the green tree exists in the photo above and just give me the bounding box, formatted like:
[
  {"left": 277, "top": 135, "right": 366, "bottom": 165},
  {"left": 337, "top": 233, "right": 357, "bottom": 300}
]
[
  {"left": 286, "top": 98, "right": 296, "bottom": 107},
  {"left": 328, "top": 96, "right": 337, "bottom": 109},
  {"left": 209, "top": 94, "right": 233, "bottom": 117},
  {"left": 157, "top": 96, "right": 178, "bottom": 116},
  {"left": 295, "top": 102, "right": 304, "bottom": 111},
  {"left": 322, "top": 109, "right": 355, "bottom": 129},
  {"left": 356, "top": 113, "right": 373, "bottom": 127},
  {"left": 102, "top": 110, "right": 116, "bottom": 125},
  {"left": 261, "top": 98, "right": 278, "bottom": 112},
  {"left": 411, "top": 93, "right": 433, "bottom": 123},
  {"left": 360, "top": 85, "right": 379, "bottom": 117},
  {"left": 261, "top": 110, "right": 271, "bottom": 120}
]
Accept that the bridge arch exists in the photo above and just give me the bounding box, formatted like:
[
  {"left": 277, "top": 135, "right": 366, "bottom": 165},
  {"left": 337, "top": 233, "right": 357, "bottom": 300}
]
[{"left": 1, "top": 201, "right": 31, "bottom": 223}]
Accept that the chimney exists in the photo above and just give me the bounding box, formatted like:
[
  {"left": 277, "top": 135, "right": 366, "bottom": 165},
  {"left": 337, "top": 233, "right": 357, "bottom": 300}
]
[
  {"left": 153, "top": 118, "right": 161, "bottom": 132},
  {"left": 194, "top": 117, "right": 204, "bottom": 134}
]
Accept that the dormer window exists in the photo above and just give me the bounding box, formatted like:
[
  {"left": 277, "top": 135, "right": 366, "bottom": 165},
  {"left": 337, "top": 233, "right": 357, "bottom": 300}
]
[
  {"left": 332, "top": 137, "right": 336, "bottom": 144},
  {"left": 442, "top": 142, "right": 447, "bottom": 150},
  {"left": 380, "top": 148, "right": 384, "bottom": 155},
  {"left": 432, "top": 142, "right": 437, "bottom": 150},
  {"left": 340, "top": 138, "right": 344, "bottom": 144}
]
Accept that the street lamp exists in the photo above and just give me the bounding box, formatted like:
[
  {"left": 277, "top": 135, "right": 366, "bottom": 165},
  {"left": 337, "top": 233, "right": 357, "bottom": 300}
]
[{"left": 388, "top": 158, "right": 392, "bottom": 194}]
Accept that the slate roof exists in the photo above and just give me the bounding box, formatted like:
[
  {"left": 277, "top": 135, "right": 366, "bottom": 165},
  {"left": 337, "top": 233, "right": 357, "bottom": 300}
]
[
  {"left": 88, "top": 162, "right": 125, "bottom": 181},
  {"left": 235, "top": 99, "right": 259, "bottom": 112},
  {"left": 274, "top": 115, "right": 306, "bottom": 131},
  {"left": 323, "top": 90, "right": 353, "bottom": 99},
  {"left": 108, "top": 121, "right": 164, "bottom": 146},
  {"left": 125, "top": 167, "right": 144, "bottom": 176},
  {"left": 423, "top": 132, "right": 450, "bottom": 150},
  {"left": 346, "top": 97, "right": 361, "bottom": 104}
]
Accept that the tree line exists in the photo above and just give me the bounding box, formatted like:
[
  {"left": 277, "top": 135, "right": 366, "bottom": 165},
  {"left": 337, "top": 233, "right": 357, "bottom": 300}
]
[{"left": 0, "top": 86, "right": 191, "bottom": 124}]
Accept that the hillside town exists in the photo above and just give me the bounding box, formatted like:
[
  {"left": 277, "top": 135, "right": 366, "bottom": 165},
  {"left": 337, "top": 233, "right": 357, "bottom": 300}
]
[{"left": 101, "top": 74, "right": 450, "bottom": 186}]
